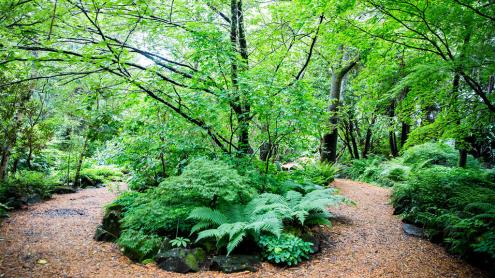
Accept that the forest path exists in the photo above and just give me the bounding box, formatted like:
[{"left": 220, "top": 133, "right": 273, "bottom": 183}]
[{"left": 0, "top": 180, "right": 485, "bottom": 278}]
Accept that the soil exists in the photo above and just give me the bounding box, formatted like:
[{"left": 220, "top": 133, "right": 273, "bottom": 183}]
[{"left": 0, "top": 180, "right": 486, "bottom": 278}]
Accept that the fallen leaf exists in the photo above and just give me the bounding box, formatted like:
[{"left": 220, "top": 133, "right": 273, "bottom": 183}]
[{"left": 37, "top": 259, "right": 48, "bottom": 265}]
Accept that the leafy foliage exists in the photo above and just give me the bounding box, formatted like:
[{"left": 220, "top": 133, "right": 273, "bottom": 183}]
[
  {"left": 0, "top": 170, "right": 60, "bottom": 208},
  {"left": 258, "top": 233, "right": 313, "bottom": 266},
  {"left": 170, "top": 237, "right": 191, "bottom": 248},
  {"left": 289, "top": 163, "right": 338, "bottom": 187},
  {"left": 392, "top": 166, "right": 495, "bottom": 266},
  {"left": 79, "top": 165, "right": 123, "bottom": 187},
  {"left": 116, "top": 229, "right": 162, "bottom": 262}
]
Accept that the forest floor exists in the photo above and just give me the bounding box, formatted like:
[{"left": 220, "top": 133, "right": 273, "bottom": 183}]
[{"left": 0, "top": 179, "right": 486, "bottom": 278}]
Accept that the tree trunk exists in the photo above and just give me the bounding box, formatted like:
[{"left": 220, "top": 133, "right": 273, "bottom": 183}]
[
  {"left": 400, "top": 123, "right": 410, "bottom": 148},
  {"left": 0, "top": 150, "right": 10, "bottom": 181},
  {"left": 230, "top": 0, "right": 252, "bottom": 155},
  {"left": 73, "top": 134, "right": 89, "bottom": 188},
  {"left": 458, "top": 149, "right": 468, "bottom": 168},
  {"left": 362, "top": 116, "right": 375, "bottom": 158},
  {"left": 27, "top": 145, "right": 33, "bottom": 169},
  {"left": 349, "top": 121, "right": 360, "bottom": 159}
]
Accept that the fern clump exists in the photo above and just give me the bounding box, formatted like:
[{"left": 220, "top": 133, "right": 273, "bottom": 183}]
[
  {"left": 289, "top": 162, "right": 338, "bottom": 187},
  {"left": 188, "top": 188, "right": 346, "bottom": 255}
]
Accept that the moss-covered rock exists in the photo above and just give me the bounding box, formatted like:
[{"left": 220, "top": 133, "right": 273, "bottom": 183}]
[
  {"left": 155, "top": 248, "right": 206, "bottom": 273},
  {"left": 210, "top": 255, "right": 260, "bottom": 273}
]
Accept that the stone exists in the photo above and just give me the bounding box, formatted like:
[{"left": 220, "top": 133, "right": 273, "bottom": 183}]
[
  {"left": 94, "top": 205, "right": 122, "bottom": 241},
  {"left": 155, "top": 248, "right": 206, "bottom": 273},
  {"left": 402, "top": 223, "right": 424, "bottom": 237},
  {"left": 210, "top": 255, "right": 260, "bottom": 273}
]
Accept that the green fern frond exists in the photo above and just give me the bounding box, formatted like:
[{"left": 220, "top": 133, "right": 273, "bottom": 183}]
[
  {"left": 188, "top": 207, "right": 228, "bottom": 225},
  {"left": 226, "top": 232, "right": 246, "bottom": 255}
]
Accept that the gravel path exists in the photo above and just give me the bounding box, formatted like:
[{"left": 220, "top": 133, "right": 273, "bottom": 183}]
[{"left": 0, "top": 180, "right": 485, "bottom": 278}]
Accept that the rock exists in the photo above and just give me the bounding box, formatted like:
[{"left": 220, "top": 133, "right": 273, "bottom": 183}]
[
  {"left": 301, "top": 233, "right": 320, "bottom": 254},
  {"left": 94, "top": 205, "right": 122, "bottom": 242},
  {"left": 210, "top": 255, "right": 260, "bottom": 273},
  {"left": 94, "top": 225, "right": 114, "bottom": 241},
  {"left": 52, "top": 186, "right": 77, "bottom": 194},
  {"left": 26, "top": 194, "right": 42, "bottom": 205},
  {"left": 402, "top": 223, "right": 424, "bottom": 237},
  {"left": 155, "top": 248, "right": 206, "bottom": 273}
]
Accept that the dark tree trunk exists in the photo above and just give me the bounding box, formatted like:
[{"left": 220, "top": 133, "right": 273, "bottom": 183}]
[
  {"left": 400, "top": 123, "right": 410, "bottom": 148},
  {"left": 459, "top": 149, "right": 468, "bottom": 168},
  {"left": 259, "top": 142, "right": 272, "bottom": 161},
  {"left": 389, "top": 131, "right": 399, "bottom": 157},
  {"left": 362, "top": 116, "right": 375, "bottom": 158},
  {"left": 349, "top": 121, "right": 360, "bottom": 159},
  {"left": 12, "top": 157, "right": 20, "bottom": 174},
  {"left": 0, "top": 150, "right": 10, "bottom": 181}
]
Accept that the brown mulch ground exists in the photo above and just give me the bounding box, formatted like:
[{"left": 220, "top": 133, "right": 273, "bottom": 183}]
[{"left": 0, "top": 179, "right": 486, "bottom": 278}]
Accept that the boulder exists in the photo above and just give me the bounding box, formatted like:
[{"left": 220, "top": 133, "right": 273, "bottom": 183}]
[
  {"left": 155, "top": 248, "right": 206, "bottom": 273},
  {"left": 210, "top": 255, "right": 260, "bottom": 273},
  {"left": 402, "top": 223, "right": 424, "bottom": 238},
  {"left": 94, "top": 205, "right": 122, "bottom": 241}
]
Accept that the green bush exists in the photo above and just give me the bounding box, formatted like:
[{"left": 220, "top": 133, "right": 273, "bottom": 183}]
[
  {"left": 0, "top": 170, "right": 60, "bottom": 208},
  {"left": 343, "top": 156, "right": 408, "bottom": 187},
  {"left": 391, "top": 166, "right": 495, "bottom": 266},
  {"left": 114, "top": 158, "right": 256, "bottom": 237},
  {"left": 117, "top": 229, "right": 162, "bottom": 262},
  {"left": 79, "top": 165, "right": 123, "bottom": 187},
  {"left": 258, "top": 233, "right": 313, "bottom": 266},
  {"left": 289, "top": 162, "right": 338, "bottom": 187}
]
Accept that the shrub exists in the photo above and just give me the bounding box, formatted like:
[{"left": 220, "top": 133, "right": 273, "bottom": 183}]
[
  {"left": 289, "top": 162, "right": 338, "bottom": 187},
  {"left": 343, "top": 157, "right": 407, "bottom": 187},
  {"left": 391, "top": 166, "right": 495, "bottom": 267},
  {"left": 0, "top": 170, "right": 60, "bottom": 208},
  {"left": 79, "top": 165, "right": 123, "bottom": 187},
  {"left": 258, "top": 233, "right": 313, "bottom": 266},
  {"left": 115, "top": 158, "right": 256, "bottom": 236},
  {"left": 116, "top": 229, "right": 162, "bottom": 262}
]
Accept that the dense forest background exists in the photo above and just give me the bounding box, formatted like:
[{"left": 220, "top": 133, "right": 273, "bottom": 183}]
[{"left": 0, "top": 0, "right": 494, "bottom": 274}]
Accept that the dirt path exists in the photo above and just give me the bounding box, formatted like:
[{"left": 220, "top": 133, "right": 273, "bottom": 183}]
[{"left": 0, "top": 180, "right": 485, "bottom": 278}]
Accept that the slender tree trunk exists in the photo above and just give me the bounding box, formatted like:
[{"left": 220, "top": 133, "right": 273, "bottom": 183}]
[
  {"left": 73, "top": 134, "right": 89, "bottom": 188},
  {"left": 362, "top": 116, "right": 375, "bottom": 158},
  {"left": 459, "top": 149, "right": 468, "bottom": 168},
  {"left": 400, "top": 123, "right": 410, "bottom": 148},
  {"left": 27, "top": 145, "right": 33, "bottom": 169},
  {"left": 388, "top": 102, "right": 399, "bottom": 157},
  {"left": 349, "top": 121, "right": 360, "bottom": 159},
  {"left": 0, "top": 150, "right": 10, "bottom": 181}
]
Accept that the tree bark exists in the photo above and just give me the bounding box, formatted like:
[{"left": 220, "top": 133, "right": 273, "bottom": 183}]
[
  {"left": 230, "top": 0, "right": 252, "bottom": 155},
  {"left": 458, "top": 149, "right": 468, "bottom": 168},
  {"left": 321, "top": 56, "right": 359, "bottom": 163},
  {"left": 362, "top": 116, "right": 375, "bottom": 158},
  {"left": 73, "top": 133, "right": 89, "bottom": 188}
]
